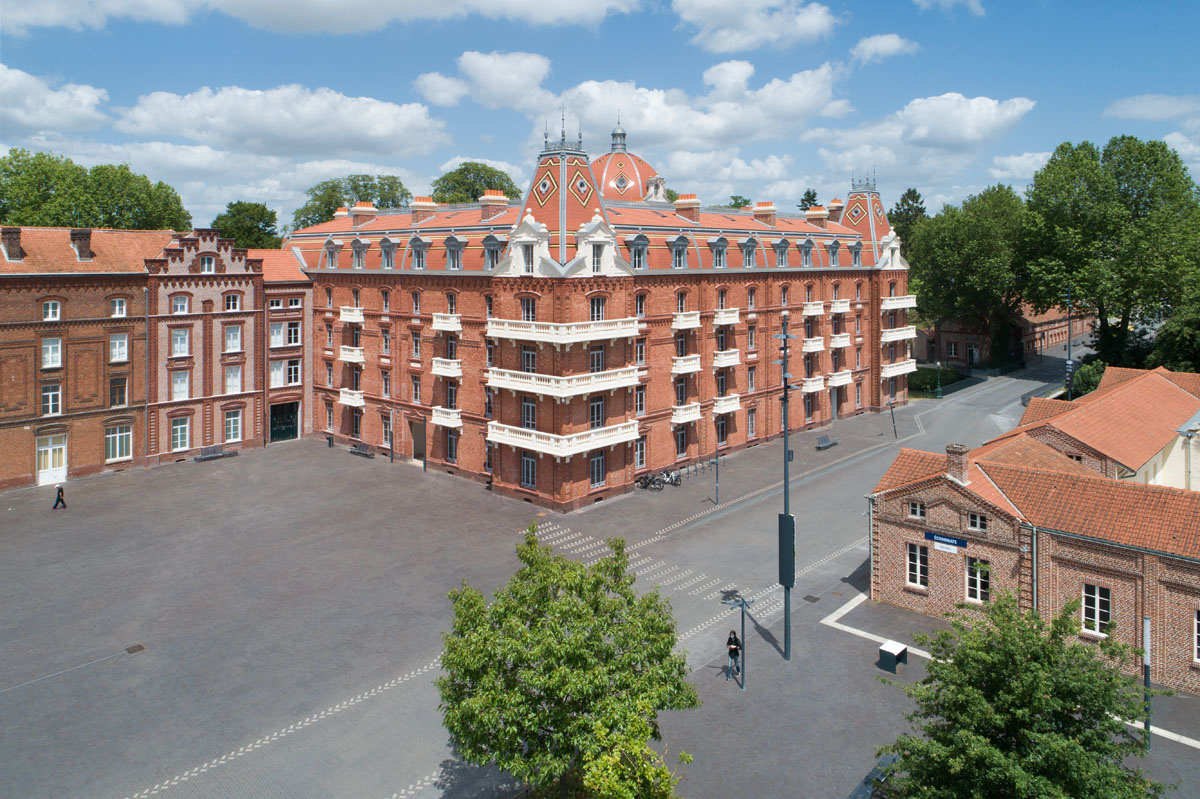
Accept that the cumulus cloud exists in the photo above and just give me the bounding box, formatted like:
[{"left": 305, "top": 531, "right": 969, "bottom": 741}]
[
  {"left": 851, "top": 34, "right": 919, "bottom": 63},
  {"left": 413, "top": 73, "right": 469, "bottom": 107},
  {"left": 456, "top": 51, "right": 557, "bottom": 111},
  {"left": 113, "top": 84, "right": 449, "bottom": 158},
  {"left": 673, "top": 0, "right": 840, "bottom": 53},
  {"left": 663, "top": 149, "right": 793, "bottom": 183},
  {"left": 988, "top": 151, "right": 1050, "bottom": 180},
  {"left": 1104, "top": 93, "right": 1200, "bottom": 171},
  {"left": 0, "top": 63, "right": 110, "bottom": 138},
  {"left": 913, "top": 0, "right": 984, "bottom": 15}
]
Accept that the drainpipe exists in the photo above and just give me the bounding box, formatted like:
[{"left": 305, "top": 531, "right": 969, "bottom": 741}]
[
  {"left": 263, "top": 287, "right": 269, "bottom": 448},
  {"left": 866, "top": 494, "right": 875, "bottom": 599},
  {"left": 143, "top": 286, "right": 151, "bottom": 462},
  {"left": 1031, "top": 523, "right": 1039, "bottom": 612}
]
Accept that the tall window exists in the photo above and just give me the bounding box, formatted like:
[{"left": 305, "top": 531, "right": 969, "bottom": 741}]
[
  {"left": 716, "top": 370, "right": 727, "bottom": 397},
  {"left": 906, "top": 543, "right": 928, "bottom": 588},
  {"left": 287, "top": 360, "right": 300, "bottom": 385},
  {"left": 747, "top": 288, "right": 756, "bottom": 309},
  {"left": 590, "top": 296, "right": 606, "bottom": 321},
  {"left": 412, "top": 292, "right": 421, "bottom": 313},
  {"left": 591, "top": 243, "right": 603, "bottom": 273},
  {"left": 676, "top": 292, "right": 686, "bottom": 313},
  {"left": 486, "top": 340, "right": 495, "bottom": 367},
  {"left": 717, "top": 289, "right": 727, "bottom": 309},
  {"left": 1082, "top": 584, "right": 1111, "bottom": 634},
  {"left": 486, "top": 246, "right": 501, "bottom": 270},
  {"left": 325, "top": 287, "right": 332, "bottom": 306},
  {"left": 743, "top": 244, "right": 756, "bottom": 268},
  {"left": 715, "top": 416, "right": 727, "bottom": 445},
  {"left": 382, "top": 415, "right": 392, "bottom": 447},
  {"left": 589, "top": 345, "right": 605, "bottom": 373},
  {"left": 382, "top": 329, "right": 391, "bottom": 354},
  {"left": 635, "top": 436, "right": 647, "bottom": 469},
  {"left": 747, "top": 366, "right": 756, "bottom": 392},
  {"left": 1195, "top": 610, "right": 1200, "bottom": 663},
  {"left": 446, "top": 430, "right": 458, "bottom": 462},
  {"left": 522, "top": 346, "right": 536, "bottom": 373},
  {"left": 225, "top": 325, "right": 242, "bottom": 353},
  {"left": 225, "top": 409, "right": 242, "bottom": 443},
  {"left": 413, "top": 248, "right": 426, "bottom": 270},
  {"left": 965, "top": 557, "right": 990, "bottom": 602},
  {"left": 521, "top": 297, "right": 536, "bottom": 321},
  {"left": 635, "top": 386, "right": 645, "bottom": 416},
  {"left": 522, "top": 397, "right": 536, "bottom": 430},
  {"left": 411, "top": 376, "right": 421, "bottom": 403},
  {"left": 447, "top": 293, "right": 457, "bottom": 315},
  {"left": 446, "top": 334, "right": 458, "bottom": 360},
  {"left": 672, "top": 242, "right": 687, "bottom": 269},
  {"left": 109, "top": 377, "right": 127, "bottom": 407},
  {"left": 589, "top": 451, "right": 606, "bottom": 487},
  {"left": 105, "top": 425, "right": 132, "bottom": 461},
  {"left": 801, "top": 242, "right": 812, "bottom": 268},
  {"left": 748, "top": 325, "right": 756, "bottom": 350},
  {"left": 484, "top": 388, "right": 494, "bottom": 418},
  {"left": 270, "top": 361, "right": 285, "bottom": 388},
  {"left": 675, "top": 336, "right": 687, "bottom": 358},
  {"left": 326, "top": 403, "right": 334, "bottom": 430},
  {"left": 636, "top": 337, "right": 646, "bottom": 365},
  {"left": 170, "top": 418, "right": 190, "bottom": 451},
  {"left": 171, "top": 329, "right": 190, "bottom": 357},
  {"left": 42, "top": 337, "right": 62, "bottom": 368},
  {"left": 448, "top": 247, "right": 462, "bottom": 270},
  {"left": 381, "top": 290, "right": 390, "bottom": 312},
  {"left": 631, "top": 246, "right": 646, "bottom": 270},
  {"left": 675, "top": 427, "right": 687, "bottom": 457},
  {"left": 485, "top": 295, "right": 493, "bottom": 317},
  {"left": 382, "top": 244, "right": 395, "bottom": 269},
  {"left": 776, "top": 244, "right": 789, "bottom": 268},
  {"left": 109, "top": 333, "right": 128, "bottom": 363},
  {"left": 712, "top": 244, "right": 726, "bottom": 268},
  {"left": 172, "top": 295, "right": 189, "bottom": 314},
  {"left": 352, "top": 289, "right": 360, "bottom": 307},
  {"left": 675, "top": 378, "right": 687, "bottom": 406},
  {"left": 412, "top": 335, "right": 421, "bottom": 359},
  {"left": 41, "top": 384, "right": 61, "bottom": 416},
  {"left": 446, "top": 381, "right": 458, "bottom": 410},
  {"left": 326, "top": 362, "right": 333, "bottom": 386},
  {"left": 351, "top": 409, "right": 361, "bottom": 438},
  {"left": 781, "top": 286, "right": 789, "bottom": 306},
  {"left": 589, "top": 396, "right": 605, "bottom": 429},
  {"left": 716, "top": 328, "right": 727, "bottom": 351},
  {"left": 855, "top": 382, "right": 862, "bottom": 408},
  {"left": 485, "top": 443, "right": 494, "bottom": 472},
  {"left": 829, "top": 241, "right": 839, "bottom": 267},
  {"left": 42, "top": 300, "right": 60, "bottom": 321},
  {"left": 224, "top": 364, "right": 241, "bottom": 394},
  {"left": 521, "top": 451, "right": 536, "bottom": 489},
  {"left": 110, "top": 298, "right": 127, "bottom": 317},
  {"left": 381, "top": 371, "right": 391, "bottom": 397},
  {"left": 748, "top": 407, "right": 757, "bottom": 437},
  {"left": 522, "top": 244, "right": 535, "bottom": 273},
  {"left": 804, "top": 394, "right": 813, "bottom": 422},
  {"left": 171, "top": 370, "right": 189, "bottom": 400}
]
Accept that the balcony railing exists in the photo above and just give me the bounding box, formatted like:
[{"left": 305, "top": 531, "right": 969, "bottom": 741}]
[
  {"left": 712, "top": 394, "right": 741, "bottom": 415},
  {"left": 801, "top": 376, "right": 825, "bottom": 393},
  {"left": 432, "top": 357, "right": 462, "bottom": 379},
  {"left": 486, "top": 317, "right": 639, "bottom": 344},
  {"left": 712, "top": 307, "right": 740, "bottom": 326},
  {"left": 338, "top": 388, "right": 365, "bottom": 407},
  {"left": 671, "top": 403, "right": 702, "bottom": 425},
  {"left": 829, "top": 299, "right": 851, "bottom": 314},
  {"left": 880, "top": 359, "right": 918, "bottom": 379},
  {"left": 712, "top": 349, "right": 740, "bottom": 368},
  {"left": 432, "top": 406, "right": 462, "bottom": 428},
  {"left": 432, "top": 313, "right": 462, "bottom": 333},
  {"left": 881, "top": 295, "right": 918, "bottom": 311},
  {"left": 338, "top": 345, "right": 365, "bottom": 364},
  {"left": 339, "top": 306, "right": 364, "bottom": 324},
  {"left": 829, "top": 333, "right": 851, "bottom": 349},
  {"left": 880, "top": 325, "right": 917, "bottom": 343},
  {"left": 486, "top": 366, "right": 641, "bottom": 398},
  {"left": 828, "top": 370, "right": 853, "bottom": 388},
  {"left": 802, "top": 301, "right": 824, "bottom": 317},
  {"left": 486, "top": 419, "right": 640, "bottom": 459},
  {"left": 671, "top": 311, "right": 701, "bottom": 330},
  {"left": 671, "top": 354, "right": 701, "bottom": 375},
  {"left": 802, "top": 337, "right": 825, "bottom": 353}
]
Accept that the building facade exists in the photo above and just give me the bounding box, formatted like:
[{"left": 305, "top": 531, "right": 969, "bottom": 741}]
[{"left": 288, "top": 129, "right": 918, "bottom": 511}]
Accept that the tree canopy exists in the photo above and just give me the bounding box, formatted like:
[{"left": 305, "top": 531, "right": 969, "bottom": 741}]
[
  {"left": 210, "top": 201, "right": 282, "bottom": 250},
  {"left": 797, "top": 188, "right": 818, "bottom": 210},
  {"left": 1, "top": 148, "right": 192, "bottom": 231},
  {"left": 437, "top": 525, "right": 698, "bottom": 796},
  {"left": 431, "top": 161, "right": 521, "bottom": 204},
  {"left": 291, "top": 174, "right": 412, "bottom": 229},
  {"left": 728, "top": 195, "right": 751, "bottom": 209},
  {"left": 879, "top": 592, "right": 1164, "bottom": 799},
  {"left": 1072, "top": 359, "right": 1107, "bottom": 396},
  {"left": 1148, "top": 295, "right": 1200, "bottom": 372},
  {"left": 888, "top": 188, "right": 927, "bottom": 247}
]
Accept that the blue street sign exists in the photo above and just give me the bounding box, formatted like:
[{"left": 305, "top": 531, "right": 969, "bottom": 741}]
[{"left": 924, "top": 531, "right": 967, "bottom": 548}]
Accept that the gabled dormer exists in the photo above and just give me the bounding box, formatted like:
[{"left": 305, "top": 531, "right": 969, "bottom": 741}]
[
  {"left": 565, "top": 211, "right": 631, "bottom": 277},
  {"left": 490, "top": 211, "right": 553, "bottom": 277}
]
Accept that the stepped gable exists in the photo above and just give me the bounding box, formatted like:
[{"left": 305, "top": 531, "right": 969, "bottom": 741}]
[{"left": 520, "top": 128, "right": 607, "bottom": 264}]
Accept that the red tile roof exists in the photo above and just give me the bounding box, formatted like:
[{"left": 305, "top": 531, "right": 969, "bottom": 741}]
[
  {"left": 872, "top": 448, "right": 945, "bottom": 493},
  {"left": 1018, "top": 397, "right": 1074, "bottom": 426},
  {"left": 252, "top": 248, "right": 309, "bottom": 283},
  {"left": 0, "top": 227, "right": 175, "bottom": 274}
]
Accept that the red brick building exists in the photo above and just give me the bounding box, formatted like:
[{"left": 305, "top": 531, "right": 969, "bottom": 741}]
[
  {"left": 288, "top": 128, "right": 918, "bottom": 510},
  {"left": 919, "top": 303, "right": 1093, "bottom": 366},
  {"left": 259, "top": 249, "right": 313, "bottom": 444}
]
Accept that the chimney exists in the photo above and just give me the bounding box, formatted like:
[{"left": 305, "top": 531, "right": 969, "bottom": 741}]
[
  {"left": 333, "top": 206, "right": 350, "bottom": 219},
  {"left": 411, "top": 196, "right": 437, "bottom": 224},
  {"left": 1, "top": 227, "right": 24, "bottom": 261},
  {"left": 806, "top": 205, "right": 828, "bottom": 230},
  {"left": 70, "top": 228, "right": 94, "bottom": 260},
  {"left": 349, "top": 201, "right": 376, "bottom": 226},
  {"left": 827, "top": 198, "right": 844, "bottom": 224},
  {"left": 479, "top": 189, "right": 508, "bottom": 222},
  {"left": 753, "top": 201, "right": 776, "bottom": 227},
  {"left": 674, "top": 193, "right": 700, "bottom": 223},
  {"left": 945, "top": 443, "right": 970, "bottom": 484}
]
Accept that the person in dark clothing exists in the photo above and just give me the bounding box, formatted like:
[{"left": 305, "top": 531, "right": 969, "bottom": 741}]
[
  {"left": 726, "top": 630, "right": 741, "bottom": 680},
  {"left": 52, "top": 486, "right": 67, "bottom": 510}
]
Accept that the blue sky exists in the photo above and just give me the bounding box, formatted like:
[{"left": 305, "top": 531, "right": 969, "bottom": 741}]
[{"left": 2, "top": 0, "right": 1197, "bottom": 230}]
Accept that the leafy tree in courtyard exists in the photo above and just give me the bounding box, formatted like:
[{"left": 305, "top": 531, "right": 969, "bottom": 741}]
[
  {"left": 879, "top": 592, "right": 1166, "bottom": 799},
  {"left": 210, "top": 201, "right": 282, "bottom": 250},
  {"left": 438, "top": 525, "right": 698, "bottom": 797},
  {"left": 1072, "top": 359, "right": 1107, "bottom": 397},
  {"left": 431, "top": 161, "right": 521, "bottom": 204},
  {"left": 797, "top": 188, "right": 818, "bottom": 210},
  {"left": 291, "top": 174, "right": 413, "bottom": 229},
  {"left": 728, "top": 195, "right": 751, "bottom": 209},
  {"left": 1148, "top": 297, "right": 1200, "bottom": 372},
  {"left": 888, "top": 188, "right": 927, "bottom": 247}
]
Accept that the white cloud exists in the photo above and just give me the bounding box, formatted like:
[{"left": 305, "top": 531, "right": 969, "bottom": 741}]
[
  {"left": 413, "top": 73, "right": 469, "bottom": 107},
  {"left": 913, "top": 0, "right": 984, "bottom": 15},
  {"left": 1103, "top": 93, "right": 1200, "bottom": 122},
  {"left": 851, "top": 34, "right": 919, "bottom": 64},
  {"left": 456, "top": 51, "right": 556, "bottom": 111},
  {"left": 0, "top": 64, "right": 110, "bottom": 138},
  {"left": 988, "top": 151, "right": 1050, "bottom": 180},
  {"left": 820, "top": 99, "right": 855, "bottom": 118},
  {"left": 673, "top": 0, "right": 839, "bottom": 53},
  {"left": 113, "top": 84, "right": 448, "bottom": 158},
  {"left": 663, "top": 149, "right": 793, "bottom": 183}
]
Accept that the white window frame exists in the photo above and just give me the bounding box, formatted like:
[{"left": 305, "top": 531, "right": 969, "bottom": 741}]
[
  {"left": 270, "top": 360, "right": 285, "bottom": 388},
  {"left": 674, "top": 427, "right": 687, "bottom": 457},
  {"left": 224, "top": 409, "right": 242, "bottom": 443},
  {"left": 110, "top": 298, "right": 127, "bottom": 318},
  {"left": 635, "top": 436, "right": 647, "bottom": 470},
  {"left": 747, "top": 366, "right": 756, "bottom": 392},
  {"left": 288, "top": 297, "right": 302, "bottom": 309},
  {"left": 41, "top": 383, "right": 61, "bottom": 416},
  {"left": 199, "top": 255, "right": 215, "bottom": 273},
  {"left": 225, "top": 364, "right": 242, "bottom": 395},
  {"left": 225, "top": 324, "right": 242, "bottom": 353},
  {"left": 520, "top": 451, "right": 536, "bottom": 489},
  {"left": 109, "top": 333, "right": 128, "bottom": 363},
  {"left": 635, "top": 385, "right": 645, "bottom": 416},
  {"left": 636, "top": 337, "right": 645, "bottom": 365},
  {"left": 43, "top": 300, "right": 60, "bottom": 321},
  {"left": 172, "top": 295, "right": 189, "bottom": 314},
  {"left": 965, "top": 557, "right": 989, "bottom": 603},
  {"left": 748, "top": 407, "right": 757, "bottom": 438},
  {"left": 269, "top": 298, "right": 284, "bottom": 309},
  {"left": 968, "top": 512, "right": 988, "bottom": 532},
  {"left": 105, "top": 424, "right": 132, "bottom": 462},
  {"left": 286, "top": 359, "right": 301, "bottom": 386},
  {"left": 171, "top": 370, "right": 189, "bottom": 401},
  {"left": 908, "top": 501, "right": 926, "bottom": 519},
  {"left": 589, "top": 451, "right": 606, "bottom": 488},
  {"left": 42, "top": 337, "right": 62, "bottom": 369},
  {"left": 269, "top": 322, "right": 284, "bottom": 348},
  {"left": 171, "top": 328, "right": 189, "bottom": 357},
  {"left": 907, "top": 543, "right": 928, "bottom": 588},
  {"left": 224, "top": 294, "right": 241, "bottom": 312},
  {"left": 286, "top": 321, "right": 301, "bottom": 346},
  {"left": 170, "top": 417, "right": 190, "bottom": 451},
  {"left": 1082, "top": 584, "right": 1111, "bottom": 635}
]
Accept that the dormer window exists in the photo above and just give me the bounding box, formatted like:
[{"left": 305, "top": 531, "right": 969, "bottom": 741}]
[
  {"left": 591, "top": 243, "right": 604, "bottom": 273},
  {"left": 446, "top": 236, "right": 465, "bottom": 270},
  {"left": 483, "top": 235, "right": 506, "bottom": 270},
  {"left": 351, "top": 241, "right": 366, "bottom": 269},
  {"left": 325, "top": 245, "right": 339, "bottom": 269},
  {"left": 850, "top": 242, "right": 862, "bottom": 267},
  {"left": 522, "top": 244, "right": 535, "bottom": 273},
  {"left": 801, "top": 240, "right": 813, "bottom": 268},
  {"left": 708, "top": 238, "right": 727, "bottom": 268},
  {"left": 671, "top": 239, "right": 688, "bottom": 269},
  {"left": 775, "top": 241, "right": 789, "bottom": 268},
  {"left": 741, "top": 239, "right": 757, "bottom": 268},
  {"left": 42, "top": 300, "right": 60, "bottom": 321},
  {"left": 828, "top": 240, "right": 840, "bottom": 268},
  {"left": 410, "top": 238, "right": 428, "bottom": 270},
  {"left": 381, "top": 240, "right": 396, "bottom": 269},
  {"left": 200, "top": 255, "right": 215, "bottom": 273}
]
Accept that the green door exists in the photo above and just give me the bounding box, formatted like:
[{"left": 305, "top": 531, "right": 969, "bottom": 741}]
[{"left": 270, "top": 402, "right": 299, "bottom": 442}]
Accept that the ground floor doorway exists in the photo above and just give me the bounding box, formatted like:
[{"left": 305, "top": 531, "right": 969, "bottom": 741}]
[
  {"left": 409, "top": 420, "right": 426, "bottom": 463},
  {"left": 270, "top": 402, "right": 300, "bottom": 442},
  {"left": 36, "top": 434, "right": 67, "bottom": 485}
]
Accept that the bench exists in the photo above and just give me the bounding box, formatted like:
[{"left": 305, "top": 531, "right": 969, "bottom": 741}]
[
  {"left": 879, "top": 639, "right": 908, "bottom": 673},
  {"left": 349, "top": 442, "right": 375, "bottom": 459},
  {"left": 816, "top": 434, "right": 840, "bottom": 451},
  {"left": 194, "top": 445, "right": 238, "bottom": 463}
]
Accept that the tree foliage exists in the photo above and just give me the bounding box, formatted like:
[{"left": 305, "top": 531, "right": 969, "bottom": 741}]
[
  {"left": 291, "top": 174, "right": 412, "bottom": 229},
  {"left": 888, "top": 188, "right": 927, "bottom": 248},
  {"left": 1, "top": 148, "right": 191, "bottom": 231},
  {"left": 1148, "top": 297, "right": 1200, "bottom": 372},
  {"left": 879, "top": 592, "right": 1165, "bottom": 799},
  {"left": 431, "top": 161, "right": 521, "bottom": 204},
  {"left": 210, "top": 201, "right": 282, "bottom": 250},
  {"left": 437, "top": 525, "right": 698, "bottom": 795},
  {"left": 797, "top": 188, "right": 818, "bottom": 210},
  {"left": 1072, "top": 359, "right": 1107, "bottom": 396},
  {"left": 728, "top": 195, "right": 751, "bottom": 209}
]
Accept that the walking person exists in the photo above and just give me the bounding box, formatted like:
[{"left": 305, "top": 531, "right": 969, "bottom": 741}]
[
  {"left": 726, "top": 629, "right": 741, "bottom": 681},
  {"left": 52, "top": 485, "right": 67, "bottom": 510}
]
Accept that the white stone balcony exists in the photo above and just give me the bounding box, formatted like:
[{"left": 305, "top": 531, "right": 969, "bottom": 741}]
[
  {"left": 432, "top": 357, "right": 462, "bottom": 379},
  {"left": 671, "top": 403, "right": 702, "bottom": 425},
  {"left": 432, "top": 313, "right": 462, "bottom": 333},
  {"left": 712, "top": 349, "right": 740, "bottom": 368},
  {"left": 712, "top": 394, "right": 741, "bottom": 415},
  {"left": 487, "top": 419, "right": 640, "bottom": 459},
  {"left": 339, "top": 306, "right": 364, "bottom": 324},
  {"left": 830, "top": 299, "right": 851, "bottom": 314},
  {"left": 881, "top": 295, "right": 918, "bottom": 311},
  {"left": 801, "top": 376, "right": 825, "bottom": 393},
  {"left": 881, "top": 358, "right": 918, "bottom": 379},
  {"left": 487, "top": 366, "right": 641, "bottom": 398},
  {"left": 802, "top": 301, "right": 824, "bottom": 317},
  {"left": 486, "top": 317, "right": 639, "bottom": 345},
  {"left": 712, "top": 307, "right": 740, "bottom": 326},
  {"left": 432, "top": 406, "right": 462, "bottom": 428},
  {"left": 880, "top": 325, "right": 917, "bottom": 343},
  {"left": 828, "top": 370, "right": 853, "bottom": 388},
  {"left": 802, "top": 337, "right": 825, "bottom": 353},
  {"left": 829, "top": 333, "right": 851, "bottom": 349},
  {"left": 338, "top": 345, "right": 365, "bottom": 364},
  {"left": 671, "top": 311, "right": 702, "bottom": 330},
  {"left": 671, "top": 354, "right": 701, "bottom": 375},
  {"left": 338, "top": 388, "right": 365, "bottom": 407}
]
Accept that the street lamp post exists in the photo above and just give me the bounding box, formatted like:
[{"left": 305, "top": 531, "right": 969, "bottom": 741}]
[
  {"left": 1063, "top": 281, "right": 1074, "bottom": 400},
  {"left": 772, "top": 312, "right": 798, "bottom": 661},
  {"left": 709, "top": 450, "right": 722, "bottom": 505},
  {"left": 721, "top": 595, "right": 755, "bottom": 690},
  {"left": 935, "top": 360, "right": 943, "bottom": 399}
]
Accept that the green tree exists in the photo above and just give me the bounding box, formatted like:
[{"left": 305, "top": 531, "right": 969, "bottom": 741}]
[
  {"left": 1072, "top": 359, "right": 1107, "bottom": 396},
  {"left": 438, "top": 525, "right": 698, "bottom": 796},
  {"left": 796, "top": 188, "right": 818, "bottom": 210},
  {"left": 1022, "top": 137, "right": 1200, "bottom": 365},
  {"left": 665, "top": 188, "right": 679, "bottom": 203},
  {"left": 888, "top": 187, "right": 927, "bottom": 247},
  {"left": 291, "top": 174, "right": 413, "bottom": 229},
  {"left": 210, "top": 201, "right": 282, "bottom": 250},
  {"left": 728, "top": 194, "right": 751, "bottom": 209},
  {"left": 431, "top": 161, "right": 520, "bottom": 204},
  {"left": 879, "top": 592, "right": 1165, "bottom": 799},
  {"left": 1148, "top": 297, "right": 1200, "bottom": 372},
  {"left": 908, "top": 185, "right": 1025, "bottom": 361}
]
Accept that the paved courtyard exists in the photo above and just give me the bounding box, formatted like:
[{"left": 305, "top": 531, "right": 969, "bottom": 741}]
[{"left": 2, "top": 356, "right": 1196, "bottom": 797}]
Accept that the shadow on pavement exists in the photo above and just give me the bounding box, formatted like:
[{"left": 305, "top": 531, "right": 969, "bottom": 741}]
[{"left": 435, "top": 753, "right": 521, "bottom": 798}]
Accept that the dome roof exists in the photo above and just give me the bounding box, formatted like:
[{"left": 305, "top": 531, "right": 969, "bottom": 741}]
[
  {"left": 591, "top": 150, "right": 659, "bottom": 202},
  {"left": 611, "top": 123, "right": 626, "bottom": 136}
]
